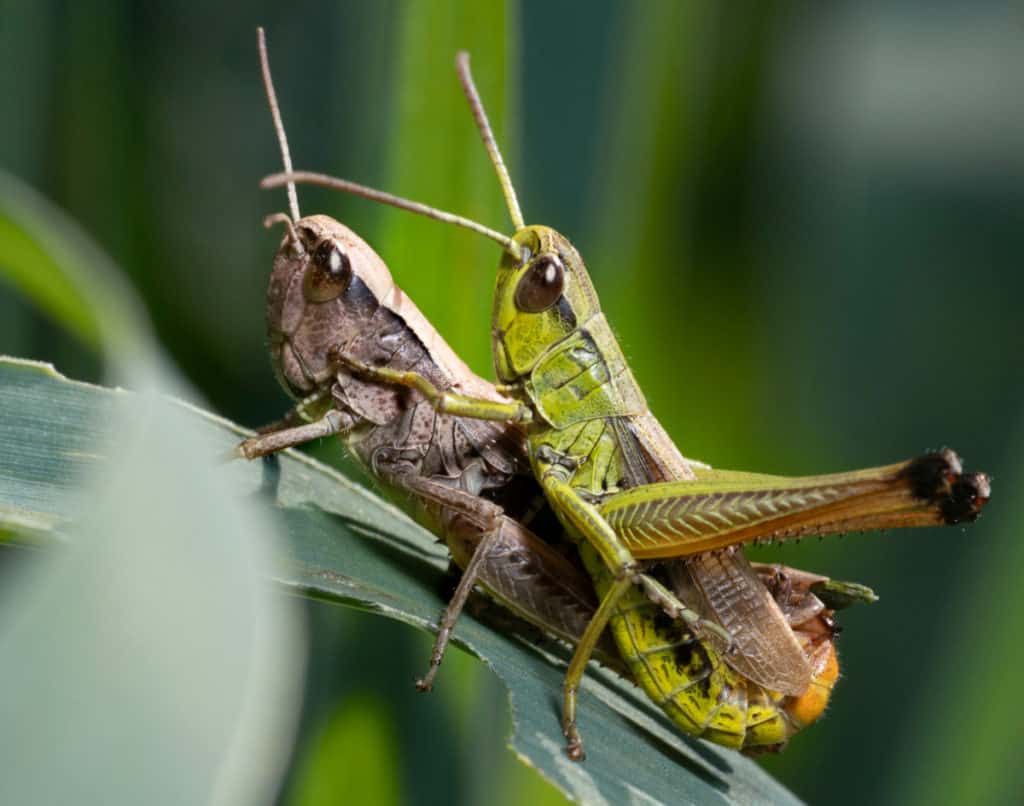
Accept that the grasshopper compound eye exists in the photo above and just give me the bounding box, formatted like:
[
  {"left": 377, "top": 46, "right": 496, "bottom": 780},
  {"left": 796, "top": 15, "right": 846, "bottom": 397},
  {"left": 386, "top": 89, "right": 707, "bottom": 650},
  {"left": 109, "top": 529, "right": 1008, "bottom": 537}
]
[
  {"left": 304, "top": 240, "right": 352, "bottom": 302},
  {"left": 514, "top": 254, "right": 565, "bottom": 313}
]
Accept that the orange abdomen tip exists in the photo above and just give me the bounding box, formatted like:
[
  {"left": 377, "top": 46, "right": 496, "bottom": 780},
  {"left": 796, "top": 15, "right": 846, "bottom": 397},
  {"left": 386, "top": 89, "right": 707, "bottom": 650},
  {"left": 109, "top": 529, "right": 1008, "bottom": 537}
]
[{"left": 785, "top": 645, "right": 840, "bottom": 728}]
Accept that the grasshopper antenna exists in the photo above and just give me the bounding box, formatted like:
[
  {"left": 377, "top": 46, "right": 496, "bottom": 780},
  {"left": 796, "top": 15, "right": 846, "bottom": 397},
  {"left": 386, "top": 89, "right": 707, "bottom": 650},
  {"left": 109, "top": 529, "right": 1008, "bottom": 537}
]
[
  {"left": 262, "top": 170, "right": 525, "bottom": 261},
  {"left": 257, "top": 27, "right": 300, "bottom": 222},
  {"left": 455, "top": 51, "right": 525, "bottom": 231}
]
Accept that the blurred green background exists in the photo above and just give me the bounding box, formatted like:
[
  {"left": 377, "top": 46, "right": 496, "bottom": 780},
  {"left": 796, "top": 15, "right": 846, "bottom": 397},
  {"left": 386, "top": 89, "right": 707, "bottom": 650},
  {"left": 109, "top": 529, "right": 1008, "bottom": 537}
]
[{"left": 2, "top": 1, "right": 1022, "bottom": 804}]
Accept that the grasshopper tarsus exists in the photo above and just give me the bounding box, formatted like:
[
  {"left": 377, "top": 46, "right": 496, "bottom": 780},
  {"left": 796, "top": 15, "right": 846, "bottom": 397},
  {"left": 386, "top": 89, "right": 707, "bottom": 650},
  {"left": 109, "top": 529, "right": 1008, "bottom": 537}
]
[
  {"left": 416, "top": 622, "right": 450, "bottom": 693},
  {"left": 561, "top": 703, "right": 586, "bottom": 761}
]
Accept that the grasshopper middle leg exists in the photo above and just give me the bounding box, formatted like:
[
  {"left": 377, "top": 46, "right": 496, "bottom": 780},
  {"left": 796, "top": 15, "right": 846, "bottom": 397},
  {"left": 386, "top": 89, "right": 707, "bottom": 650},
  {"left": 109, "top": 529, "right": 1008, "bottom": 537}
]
[{"left": 376, "top": 468, "right": 512, "bottom": 691}]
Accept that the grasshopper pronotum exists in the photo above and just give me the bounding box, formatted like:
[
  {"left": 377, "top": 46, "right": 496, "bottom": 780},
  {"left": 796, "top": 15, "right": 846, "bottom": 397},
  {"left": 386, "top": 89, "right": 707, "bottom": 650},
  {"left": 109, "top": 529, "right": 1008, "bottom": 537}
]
[{"left": 260, "top": 48, "right": 989, "bottom": 757}]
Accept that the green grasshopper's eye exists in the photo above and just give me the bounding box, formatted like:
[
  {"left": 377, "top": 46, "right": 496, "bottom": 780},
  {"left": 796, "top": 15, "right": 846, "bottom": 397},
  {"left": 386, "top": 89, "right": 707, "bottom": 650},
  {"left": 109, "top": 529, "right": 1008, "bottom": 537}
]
[
  {"left": 514, "top": 254, "right": 565, "bottom": 313},
  {"left": 304, "top": 240, "right": 352, "bottom": 302}
]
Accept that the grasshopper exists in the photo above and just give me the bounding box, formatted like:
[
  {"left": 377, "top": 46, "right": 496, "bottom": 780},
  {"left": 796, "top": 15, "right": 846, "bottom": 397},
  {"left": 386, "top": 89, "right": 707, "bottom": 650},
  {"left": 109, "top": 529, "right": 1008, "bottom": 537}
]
[
  {"left": 240, "top": 29, "right": 624, "bottom": 681},
  {"left": 261, "top": 53, "right": 990, "bottom": 757}
]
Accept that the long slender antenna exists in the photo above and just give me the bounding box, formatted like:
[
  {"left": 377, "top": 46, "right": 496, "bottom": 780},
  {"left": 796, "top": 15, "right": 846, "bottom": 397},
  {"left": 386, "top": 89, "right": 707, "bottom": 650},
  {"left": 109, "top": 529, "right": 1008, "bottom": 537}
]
[
  {"left": 455, "top": 51, "right": 525, "bottom": 231},
  {"left": 262, "top": 170, "right": 524, "bottom": 261},
  {"left": 257, "top": 27, "right": 300, "bottom": 221}
]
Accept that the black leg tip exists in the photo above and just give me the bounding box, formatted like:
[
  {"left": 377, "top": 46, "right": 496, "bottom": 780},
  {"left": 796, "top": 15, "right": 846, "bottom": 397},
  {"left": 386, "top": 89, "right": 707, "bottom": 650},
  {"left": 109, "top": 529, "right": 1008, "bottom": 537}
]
[
  {"left": 901, "top": 449, "right": 962, "bottom": 502},
  {"left": 901, "top": 450, "right": 990, "bottom": 524},
  {"left": 941, "top": 472, "right": 991, "bottom": 524}
]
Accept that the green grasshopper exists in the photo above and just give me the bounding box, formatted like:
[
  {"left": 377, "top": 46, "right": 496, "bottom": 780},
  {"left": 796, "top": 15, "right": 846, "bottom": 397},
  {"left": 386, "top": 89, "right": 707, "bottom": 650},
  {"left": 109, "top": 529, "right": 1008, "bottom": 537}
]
[{"left": 262, "top": 53, "right": 990, "bottom": 758}]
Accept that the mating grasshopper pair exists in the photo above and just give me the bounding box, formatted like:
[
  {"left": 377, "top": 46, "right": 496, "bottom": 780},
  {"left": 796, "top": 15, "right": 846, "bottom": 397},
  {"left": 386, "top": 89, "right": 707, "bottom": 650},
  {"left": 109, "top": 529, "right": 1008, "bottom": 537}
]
[{"left": 242, "top": 32, "right": 990, "bottom": 759}]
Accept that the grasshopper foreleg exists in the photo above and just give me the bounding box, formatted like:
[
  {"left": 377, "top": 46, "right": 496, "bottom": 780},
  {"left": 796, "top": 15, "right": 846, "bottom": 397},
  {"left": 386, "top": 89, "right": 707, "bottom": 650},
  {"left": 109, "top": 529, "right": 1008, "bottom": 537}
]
[
  {"left": 236, "top": 408, "right": 350, "bottom": 459},
  {"left": 333, "top": 352, "right": 533, "bottom": 423}
]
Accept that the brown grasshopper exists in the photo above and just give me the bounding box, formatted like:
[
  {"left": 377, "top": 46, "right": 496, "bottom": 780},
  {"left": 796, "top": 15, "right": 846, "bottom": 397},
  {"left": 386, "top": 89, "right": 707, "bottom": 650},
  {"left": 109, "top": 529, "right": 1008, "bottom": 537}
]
[{"left": 241, "top": 29, "right": 618, "bottom": 681}]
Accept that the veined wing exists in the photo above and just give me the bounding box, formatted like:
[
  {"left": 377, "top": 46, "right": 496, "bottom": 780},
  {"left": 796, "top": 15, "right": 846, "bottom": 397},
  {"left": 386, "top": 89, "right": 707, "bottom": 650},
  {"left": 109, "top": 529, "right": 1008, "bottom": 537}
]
[{"left": 675, "top": 550, "right": 812, "bottom": 697}]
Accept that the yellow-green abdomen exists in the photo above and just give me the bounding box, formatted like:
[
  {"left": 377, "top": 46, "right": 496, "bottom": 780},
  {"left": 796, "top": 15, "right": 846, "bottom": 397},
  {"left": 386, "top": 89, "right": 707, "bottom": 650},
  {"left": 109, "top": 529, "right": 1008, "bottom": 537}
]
[{"left": 580, "top": 545, "right": 838, "bottom": 750}]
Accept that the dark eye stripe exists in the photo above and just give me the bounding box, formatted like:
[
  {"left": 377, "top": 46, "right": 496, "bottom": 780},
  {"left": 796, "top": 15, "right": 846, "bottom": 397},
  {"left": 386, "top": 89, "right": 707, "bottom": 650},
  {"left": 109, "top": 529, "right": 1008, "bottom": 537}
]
[{"left": 556, "top": 297, "right": 577, "bottom": 329}]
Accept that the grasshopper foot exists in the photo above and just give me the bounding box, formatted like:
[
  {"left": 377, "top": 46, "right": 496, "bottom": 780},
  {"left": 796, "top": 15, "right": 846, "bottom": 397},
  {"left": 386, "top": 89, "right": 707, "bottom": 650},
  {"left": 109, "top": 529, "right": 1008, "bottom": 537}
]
[
  {"left": 562, "top": 685, "right": 586, "bottom": 761},
  {"left": 415, "top": 661, "right": 440, "bottom": 693},
  {"left": 414, "top": 677, "right": 435, "bottom": 693},
  {"left": 564, "top": 731, "right": 586, "bottom": 762}
]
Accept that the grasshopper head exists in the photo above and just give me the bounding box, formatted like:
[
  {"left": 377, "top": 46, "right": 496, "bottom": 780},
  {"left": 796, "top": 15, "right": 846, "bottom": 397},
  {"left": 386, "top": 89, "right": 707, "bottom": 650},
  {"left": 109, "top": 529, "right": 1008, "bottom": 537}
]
[
  {"left": 492, "top": 225, "right": 602, "bottom": 382},
  {"left": 266, "top": 214, "right": 394, "bottom": 399}
]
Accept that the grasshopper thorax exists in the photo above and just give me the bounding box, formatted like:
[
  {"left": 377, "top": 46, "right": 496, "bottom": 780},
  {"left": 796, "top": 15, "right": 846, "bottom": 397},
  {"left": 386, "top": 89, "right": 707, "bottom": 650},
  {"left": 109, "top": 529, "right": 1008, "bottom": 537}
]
[{"left": 492, "top": 225, "right": 602, "bottom": 383}]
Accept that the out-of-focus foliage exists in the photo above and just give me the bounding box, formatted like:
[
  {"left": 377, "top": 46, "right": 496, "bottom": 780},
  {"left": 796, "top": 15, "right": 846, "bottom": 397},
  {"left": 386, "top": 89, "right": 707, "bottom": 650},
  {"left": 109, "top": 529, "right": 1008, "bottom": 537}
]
[
  {"left": 1, "top": 1, "right": 1021, "bottom": 804},
  {"left": 0, "top": 156, "right": 305, "bottom": 804},
  {"left": 0, "top": 359, "right": 306, "bottom": 806}
]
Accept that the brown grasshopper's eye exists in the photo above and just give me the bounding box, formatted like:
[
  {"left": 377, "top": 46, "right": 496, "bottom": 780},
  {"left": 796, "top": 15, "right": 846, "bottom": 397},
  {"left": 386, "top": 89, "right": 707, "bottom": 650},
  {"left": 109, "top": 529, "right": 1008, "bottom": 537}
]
[
  {"left": 514, "top": 254, "right": 565, "bottom": 313},
  {"left": 304, "top": 240, "right": 352, "bottom": 302}
]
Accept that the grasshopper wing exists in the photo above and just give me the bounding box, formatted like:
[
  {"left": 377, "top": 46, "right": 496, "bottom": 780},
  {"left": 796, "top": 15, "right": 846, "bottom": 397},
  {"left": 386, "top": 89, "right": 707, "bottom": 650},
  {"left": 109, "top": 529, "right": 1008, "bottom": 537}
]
[
  {"left": 601, "top": 451, "right": 989, "bottom": 559},
  {"left": 672, "top": 550, "right": 812, "bottom": 697}
]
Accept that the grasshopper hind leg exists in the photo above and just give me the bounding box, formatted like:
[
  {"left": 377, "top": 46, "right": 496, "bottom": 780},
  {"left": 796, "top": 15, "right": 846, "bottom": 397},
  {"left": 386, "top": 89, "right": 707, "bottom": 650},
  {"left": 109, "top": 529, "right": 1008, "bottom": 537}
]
[{"left": 415, "top": 517, "right": 506, "bottom": 692}]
